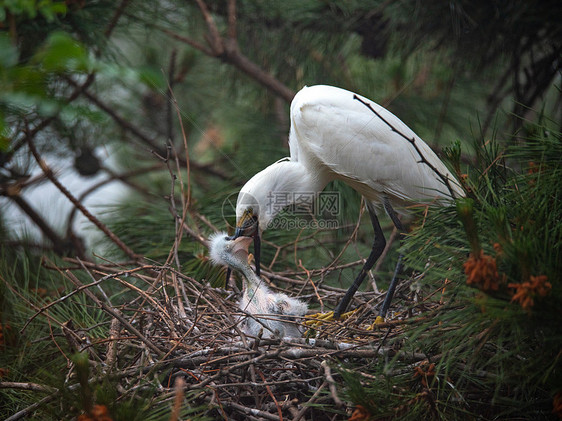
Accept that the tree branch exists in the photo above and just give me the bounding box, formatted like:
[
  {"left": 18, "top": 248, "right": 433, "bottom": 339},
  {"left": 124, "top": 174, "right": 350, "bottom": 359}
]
[
  {"left": 63, "top": 270, "right": 166, "bottom": 358},
  {"left": 193, "top": 0, "right": 224, "bottom": 55},
  {"left": 165, "top": 1, "right": 295, "bottom": 102},
  {"left": 2, "top": 194, "right": 71, "bottom": 255},
  {"left": 223, "top": 45, "right": 295, "bottom": 103},
  {"left": 25, "top": 134, "right": 140, "bottom": 260},
  {"left": 4, "top": 73, "right": 96, "bottom": 165},
  {"left": 65, "top": 164, "right": 164, "bottom": 235},
  {"left": 64, "top": 77, "right": 228, "bottom": 180},
  {"left": 353, "top": 94, "right": 460, "bottom": 199},
  {"left": 104, "top": 0, "right": 131, "bottom": 39},
  {"left": 227, "top": 0, "right": 237, "bottom": 40}
]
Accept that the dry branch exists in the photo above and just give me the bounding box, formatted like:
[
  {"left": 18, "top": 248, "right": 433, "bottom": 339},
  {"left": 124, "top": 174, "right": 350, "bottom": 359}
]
[
  {"left": 8, "top": 250, "right": 436, "bottom": 420},
  {"left": 163, "top": 1, "right": 295, "bottom": 102},
  {"left": 26, "top": 134, "right": 140, "bottom": 260}
]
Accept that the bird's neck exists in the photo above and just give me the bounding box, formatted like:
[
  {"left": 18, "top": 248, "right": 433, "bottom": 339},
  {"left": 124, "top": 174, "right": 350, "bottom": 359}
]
[
  {"left": 238, "top": 263, "right": 260, "bottom": 285},
  {"left": 251, "top": 160, "right": 330, "bottom": 227},
  {"left": 237, "top": 262, "right": 267, "bottom": 302}
]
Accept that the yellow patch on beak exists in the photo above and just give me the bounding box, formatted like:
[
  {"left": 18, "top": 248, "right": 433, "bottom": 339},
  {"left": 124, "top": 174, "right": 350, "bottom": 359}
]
[
  {"left": 235, "top": 208, "right": 258, "bottom": 238},
  {"left": 237, "top": 208, "right": 255, "bottom": 228}
]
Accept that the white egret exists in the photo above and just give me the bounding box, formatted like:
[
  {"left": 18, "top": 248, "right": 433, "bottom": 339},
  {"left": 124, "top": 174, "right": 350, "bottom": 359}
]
[
  {"left": 231, "top": 85, "right": 464, "bottom": 319},
  {"left": 209, "top": 232, "right": 308, "bottom": 338}
]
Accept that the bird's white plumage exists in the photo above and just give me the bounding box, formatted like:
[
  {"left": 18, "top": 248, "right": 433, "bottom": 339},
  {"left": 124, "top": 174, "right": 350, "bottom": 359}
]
[
  {"left": 237, "top": 85, "right": 464, "bottom": 229},
  {"left": 291, "top": 85, "right": 462, "bottom": 204},
  {"left": 209, "top": 232, "right": 308, "bottom": 338}
]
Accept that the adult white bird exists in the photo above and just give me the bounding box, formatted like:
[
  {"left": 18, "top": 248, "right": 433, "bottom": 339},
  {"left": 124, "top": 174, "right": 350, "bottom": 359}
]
[
  {"left": 209, "top": 232, "right": 308, "bottom": 338},
  {"left": 231, "top": 85, "right": 464, "bottom": 319}
]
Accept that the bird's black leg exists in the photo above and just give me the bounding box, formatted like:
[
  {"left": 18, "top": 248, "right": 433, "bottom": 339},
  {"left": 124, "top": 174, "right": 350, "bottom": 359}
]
[
  {"left": 225, "top": 267, "right": 232, "bottom": 286},
  {"left": 334, "top": 201, "right": 386, "bottom": 319},
  {"left": 378, "top": 198, "right": 405, "bottom": 319},
  {"left": 254, "top": 233, "right": 261, "bottom": 277}
]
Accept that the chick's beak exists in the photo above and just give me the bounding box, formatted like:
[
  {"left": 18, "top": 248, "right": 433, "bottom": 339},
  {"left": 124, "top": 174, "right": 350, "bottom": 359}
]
[
  {"left": 231, "top": 236, "right": 253, "bottom": 262},
  {"left": 227, "top": 209, "right": 261, "bottom": 277}
]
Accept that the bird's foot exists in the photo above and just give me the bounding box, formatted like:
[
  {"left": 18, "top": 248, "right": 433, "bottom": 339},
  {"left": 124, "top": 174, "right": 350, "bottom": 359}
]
[
  {"left": 340, "top": 308, "right": 358, "bottom": 320},
  {"left": 303, "top": 309, "right": 358, "bottom": 338},
  {"left": 303, "top": 311, "right": 334, "bottom": 329},
  {"left": 366, "top": 315, "right": 385, "bottom": 331},
  {"left": 304, "top": 308, "right": 357, "bottom": 328}
]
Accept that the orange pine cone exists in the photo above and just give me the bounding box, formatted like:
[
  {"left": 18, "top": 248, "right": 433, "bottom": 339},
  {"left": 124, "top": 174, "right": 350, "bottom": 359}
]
[
  {"left": 509, "top": 275, "right": 551, "bottom": 312},
  {"left": 463, "top": 250, "right": 501, "bottom": 291},
  {"left": 78, "top": 405, "right": 113, "bottom": 421},
  {"left": 553, "top": 392, "right": 562, "bottom": 418},
  {"left": 349, "top": 405, "right": 371, "bottom": 421}
]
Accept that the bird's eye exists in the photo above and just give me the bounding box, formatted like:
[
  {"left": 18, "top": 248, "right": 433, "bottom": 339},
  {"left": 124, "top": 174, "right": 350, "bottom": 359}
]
[
  {"left": 234, "top": 208, "right": 258, "bottom": 238},
  {"left": 241, "top": 208, "right": 257, "bottom": 227}
]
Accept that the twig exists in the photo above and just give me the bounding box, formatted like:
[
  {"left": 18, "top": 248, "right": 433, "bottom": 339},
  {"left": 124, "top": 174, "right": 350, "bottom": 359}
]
[
  {"left": 163, "top": 77, "right": 193, "bottom": 272},
  {"left": 227, "top": 0, "right": 237, "bottom": 40},
  {"left": 258, "top": 370, "right": 283, "bottom": 421},
  {"left": 5, "top": 73, "right": 96, "bottom": 164},
  {"left": 104, "top": 0, "right": 130, "bottom": 38},
  {"left": 218, "top": 401, "right": 281, "bottom": 421},
  {"left": 66, "top": 163, "right": 164, "bottom": 233},
  {"left": 0, "top": 382, "right": 56, "bottom": 393},
  {"left": 297, "top": 259, "right": 323, "bottom": 310},
  {"left": 292, "top": 381, "right": 327, "bottom": 421},
  {"left": 353, "top": 94, "right": 459, "bottom": 199},
  {"left": 7, "top": 194, "right": 71, "bottom": 255},
  {"left": 159, "top": 142, "right": 183, "bottom": 270},
  {"left": 63, "top": 271, "right": 166, "bottom": 357},
  {"left": 77, "top": 258, "right": 112, "bottom": 304},
  {"left": 25, "top": 133, "right": 140, "bottom": 260},
  {"left": 193, "top": 0, "right": 224, "bottom": 55},
  {"left": 170, "top": 377, "right": 185, "bottom": 421},
  {"left": 321, "top": 360, "right": 343, "bottom": 408},
  {"left": 165, "top": 78, "right": 191, "bottom": 209},
  {"left": 20, "top": 265, "right": 157, "bottom": 334},
  {"left": 166, "top": 50, "right": 176, "bottom": 144},
  {"left": 64, "top": 76, "right": 228, "bottom": 180},
  {"left": 162, "top": 1, "right": 295, "bottom": 102},
  {"left": 171, "top": 271, "right": 188, "bottom": 318},
  {"left": 105, "top": 318, "right": 121, "bottom": 370},
  {"left": 4, "top": 394, "right": 58, "bottom": 421}
]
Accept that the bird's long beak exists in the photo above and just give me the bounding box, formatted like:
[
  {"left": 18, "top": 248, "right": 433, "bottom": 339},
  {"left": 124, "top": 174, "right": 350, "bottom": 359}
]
[
  {"left": 228, "top": 209, "right": 261, "bottom": 276},
  {"left": 231, "top": 226, "right": 246, "bottom": 240},
  {"left": 229, "top": 208, "right": 259, "bottom": 239}
]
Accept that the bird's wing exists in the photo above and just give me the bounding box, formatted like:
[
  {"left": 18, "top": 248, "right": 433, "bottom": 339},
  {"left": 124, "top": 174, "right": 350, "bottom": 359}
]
[{"left": 289, "top": 85, "right": 463, "bottom": 204}]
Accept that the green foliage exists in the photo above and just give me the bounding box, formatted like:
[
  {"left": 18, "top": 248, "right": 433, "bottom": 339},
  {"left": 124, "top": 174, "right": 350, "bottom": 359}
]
[
  {"left": 99, "top": 199, "right": 227, "bottom": 287},
  {"left": 342, "top": 119, "right": 562, "bottom": 419},
  {"left": 1, "top": 1, "right": 561, "bottom": 419},
  {"left": 0, "top": 0, "right": 67, "bottom": 23},
  {"left": 0, "top": 247, "right": 213, "bottom": 420},
  {"left": 33, "top": 31, "right": 89, "bottom": 72},
  {"left": 383, "top": 0, "right": 561, "bottom": 68}
]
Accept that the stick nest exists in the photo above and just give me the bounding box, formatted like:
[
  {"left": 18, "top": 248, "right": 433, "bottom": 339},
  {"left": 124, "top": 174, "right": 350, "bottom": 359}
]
[{"left": 28, "top": 256, "right": 431, "bottom": 421}]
